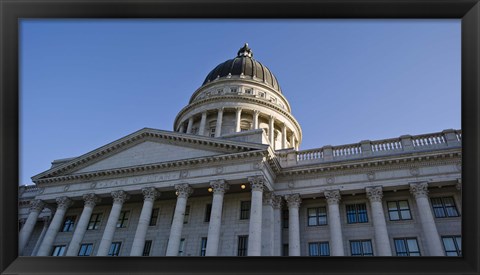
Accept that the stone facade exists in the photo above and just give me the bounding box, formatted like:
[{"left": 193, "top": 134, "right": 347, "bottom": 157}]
[{"left": 18, "top": 45, "right": 462, "bottom": 257}]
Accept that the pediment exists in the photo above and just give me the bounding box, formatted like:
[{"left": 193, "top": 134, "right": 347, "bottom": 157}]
[{"left": 32, "top": 128, "right": 267, "bottom": 182}]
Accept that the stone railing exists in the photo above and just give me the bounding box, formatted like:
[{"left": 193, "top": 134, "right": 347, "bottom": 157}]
[{"left": 286, "top": 129, "right": 461, "bottom": 166}]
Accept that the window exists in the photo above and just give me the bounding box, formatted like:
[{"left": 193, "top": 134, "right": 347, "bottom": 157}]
[
  {"left": 204, "top": 204, "right": 212, "bottom": 222},
  {"left": 143, "top": 240, "right": 152, "bottom": 256},
  {"left": 270, "top": 97, "right": 277, "bottom": 103},
  {"left": 217, "top": 89, "right": 223, "bottom": 94},
  {"left": 230, "top": 88, "right": 237, "bottom": 93},
  {"left": 282, "top": 209, "right": 289, "bottom": 228},
  {"left": 178, "top": 238, "right": 185, "bottom": 256},
  {"left": 191, "top": 127, "right": 199, "bottom": 135},
  {"left": 51, "top": 245, "right": 66, "bottom": 256},
  {"left": 309, "top": 242, "right": 330, "bottom": 256},
  {"left": 87, "top": 213, "right": 102, "bottom": 230},
  {"left": 387, "top": 201, "right": 412, "bottom": 221},
  {"left": 184, "top": 206, "right": 190, "bottom": 224},
  {"left": 350, "top": 240, "right": 374, "bottom": 256},
  {"left": 237, "top": 235, "right": 248, "bottom": 256},
  {"left": 149, "top": 208, "right": 159, "bottom": 226},
  {"left": 245, "top": 88, "right": 253, "bottom": 94},
  {"left": 431, "top": 197, "right": 459, "bottom": 218},
  {"left": 240, "top": 201, "right": 250, "bottom": 220},
  {"left": 108, "top": 242, "right": 122, "bottom": 256},
  {"left": 442, "top": 236, "right": 462, "bottom": 256},
  {"left": 61, "top": 215, "right": 76, "bottom": 232},
  {"left": 283, "top": 244, "right": 289, "bottom": 256},
  {"left": 346, "top": 204, "right": 368, "bottom": 224},
  {"left": 116, "top": 210, "right": 130, "bottom": 228},
  {"left": 258, "top": 92, "right": 265, "bottom": 98},
  {"left": 78, "top": 243, "right": 93, "bottom": 256},
  {"left": 394, "top": 238, "right": 421, "bottom": 256},
  {"left": 200, "top": 237, "right": 207, "bottom": 256},
  {"left": 210, "top": 128, "right": 216, "bottom": 137},
  {"left": 307, "top": 207, "right": 327, "bottom": 226}
]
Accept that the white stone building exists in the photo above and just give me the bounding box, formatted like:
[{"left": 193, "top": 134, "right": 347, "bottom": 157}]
[{"left": 18, "top": 44, "right": 462, "bottom": 257}]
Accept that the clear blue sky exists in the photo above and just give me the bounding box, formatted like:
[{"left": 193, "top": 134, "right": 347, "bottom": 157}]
[{"left": 20, "top": 19, "right": 461, "bottom": 185}]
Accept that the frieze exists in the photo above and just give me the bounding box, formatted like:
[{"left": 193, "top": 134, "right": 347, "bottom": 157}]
[{"left": 95, "top": 172, "right": 180, "bottom": 188}]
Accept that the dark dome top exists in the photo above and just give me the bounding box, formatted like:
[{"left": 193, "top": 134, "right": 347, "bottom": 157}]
[{"left": 202, "top": 43, "right": 281, "bottom": 92}]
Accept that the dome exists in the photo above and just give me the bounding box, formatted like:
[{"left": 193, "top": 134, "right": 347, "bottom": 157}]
[{"left": 202, "top": 43, "right": 281, "bottom": 93}]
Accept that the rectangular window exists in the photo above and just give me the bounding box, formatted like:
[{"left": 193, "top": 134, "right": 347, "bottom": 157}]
[
  {"left": 309, "top": 242, "right": 330, "bottom": 256},
  {"left": 61, "top": 215, "right": 76, "bottom": 232},
  {"left": 240, "top": 201, "right": 251, "bottom": 220},
  {"left": 108, "top": 242, "right": 122, "bottom": 256},
  {"left": 78, "top": 243, "right": 93, "bottom": 256},
  {"left": 237, "top": 235, "right": 248, "bottom": 256},
  {"left": 431, "top": 197, "right": 459, "bottom": 218},
  {"left": 282, "top": 209, "right": 289, "bottom": 228},
  {"left": 394, "top": 238, "right": 421, "bottom": 256},
  {"left": 230, "top": 88, "right": 237, "bottom": 93},
  {"left": 350, "top": 240, "right": 374, "bottom": 256},
  {"left": 200, "top": 237, "right": 207, "bottom": 256},
  {"left": 283, "top": 244, "right": 289, "bottom": 256},
  {"left": 442, "top": 236, "right": 462, "bottom": 256},
  {"left": 210, "top": 128, "right": 216, "bottom": 137},
  {"left": 149, "top": 208, "right": 159, "bottom": 226},
  {"left": 204, "top": 204, "right": 212, "bottom": 222},
  {"left": 346, "top": 204, "right": 368, "bottom": 224},
  {"left": 178, "top": 238, "right": 185, "bottom": 256},
  {"left": 116, "top": 210, "right": 130, "bottom": 228},
  {"left": 245, "top": 88, "right": 253, "bottom": 94},
  {"left": 143, "top": 240, "right": 152, "bottom": 256},
  {"left": 307, "top": 207, "right": 328, "bottom": 226},
  {"left": 183, "top": 206, "right": 190, "bottom": 224},
  {"left": 51, "top": 245, "right": 66, "bottom": 256},
  {"left": 387, "top": 201, "right": 412, "bottom": 221},
  {"left": 87, "top": 213, "right": 102, "bottom": 230}
]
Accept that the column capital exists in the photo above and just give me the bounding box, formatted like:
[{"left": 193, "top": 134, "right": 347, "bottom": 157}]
[
  {"left": 248, "top": 176, "right": 265, "bottom": 192},
  {"left": 409, "top": 182, "right": 429, "bottom": 199},
  {"left": 111, "top": 190, "right": 130, "bottom": 204},
  {"left": 83, "top": 193, "right": 101, "bottom": 207},
  {"left": 285, "top": 193, "right": 302, "bottom": 208},
  {"left": 324, "top": 190, "right": 341, "bottom": 205},
  {"left": 366, "top": 186, "right": 383, "bottom": 202},
  {"left": 29, "top": 199, "right": 45, "bottom": 212},
  {"left": 142, "top": 187, "right": 160, "bottom": 201},
  {"left": 263, "top": 191, "right": 274, "bottom": 205},
  {"left": 253, "top": 109, "right": 260, "bottom": 115},
  {"left": 272, "top": 195, "right": 283, "bottom": 209},
  {"left": 235, "top": 107, "right": 242, "bottom": 112},
  {"left": 210, "top": 180, "right": 229, "bottom": 194},
  {"left": 56, "top": 196, "right": 72, "bottom": 210},
  {"left": 175, "top": 183, "right": 193, "bottom": 198},
  {"left": 217, "top": 107, "right": 224, "bottom": 112}
]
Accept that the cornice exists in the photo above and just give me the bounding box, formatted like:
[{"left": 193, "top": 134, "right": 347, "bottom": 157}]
[{"left": 32, "top": 128, "right": 268, "bottom": 182}]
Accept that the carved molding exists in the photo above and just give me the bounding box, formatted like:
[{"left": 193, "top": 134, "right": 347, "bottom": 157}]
[
  {"left": 56, "top": 196, "right": 72, "bottom": 210},
  {"left": 83, "top": 193, "right": 101, "bottom": 207},
  {"left": 324, "top": 190, "right": 341, "bottom": 205},
  {"left": 29, "top": 199, "right": 45, "bottom": 212},
  {"left": 111, "top": 190, "right": 130, "bottom": 204},
  {"left": 366, "top": 186, "right": 383, "bottom": 202},
  {"left": 409, "top": 182, "right": 429, "bottom": 199},
  {"left": 142, "top": 187, "right": 160, "bottom": 201},
  {"left": 175, "top": 183, "right": 193, "bottom": 198},
  {"left": 248, "top": 176, "right": 265, "bottom": 192},
  {"left": 210, "top": 180, "right": 229, "bottom": 194},
  {"left": 284, "top": 193, "right": 301, "bottom": 208}
]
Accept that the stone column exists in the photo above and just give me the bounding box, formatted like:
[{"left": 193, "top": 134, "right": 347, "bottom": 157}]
[
  {"left": 366, "top": 187, "right": 392, "bottom": 256},
  {"left": 269, "top": 116, "right": 275, "bottom": 146},
  {"left": 272, "top": 195, "right": 283, "bottom": 256},
  {"left": 199, "top": 111, "right": 207, "bottom": 136},
  {"left": 19, "top": 199, "right": 45, "bottom": 255},
  {"left": 281, "top": 124, "right": 287, "bottom": 149},
  {"left": 166, "top": 183, "right": 193, "bottom": 256},
  {"left": 291, "top": 133, "right": 296, "bottom": 149},
  {"left": 186, "top": 117, "right": 194, "bottom": 134},
  {"left": 179, "top": 123, "right": 185, "bottom": 133},
  {"left": 285, "top": 194, "right": 302, "bottom": 256},
  {"left": 96, "top": 190, "right": 130, "bottom": 256},
  {"left": 247, "top": 176, "right": 264, "bottom": 256},
  {"left": 130, "top": 187, "right": 159, "bottom": 256},
  {"left": 253, "top": 110, "right": 260, "bottom": 129},
  {"left": 215, "top": 108, "right": 224, "bottom": 137},
  {"left": 261, "top": 192, "right": 275, "bottom": 256},
  {"left": 205, "top": 180, "right": 229, "bottom": 256},
  {"left": 409, "top": 182, "right": 445, "bottom": 256},
  {"left": 324, "top": 190, "right": 344, "bottom": 256},
  {"left": 36, "top": 197, "right": 72, "bottom": 256},
  {"left": 31, "top": 216, "right": 50, "bottom": 256},
  {"left": 235, "top": 108, "right": 242, "bottom": 132},
  {"left": 65, "top": 194, "right": 101, "bottom": 256}
]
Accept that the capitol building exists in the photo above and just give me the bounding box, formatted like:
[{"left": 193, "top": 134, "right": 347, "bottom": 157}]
[{"left": 18, "top": 44, "right": 462, "bottom": 257}]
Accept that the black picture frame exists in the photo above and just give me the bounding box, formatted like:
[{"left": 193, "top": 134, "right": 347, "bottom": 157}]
[{"left": 1, "top": 0, "right": 479, "bottom": 274}]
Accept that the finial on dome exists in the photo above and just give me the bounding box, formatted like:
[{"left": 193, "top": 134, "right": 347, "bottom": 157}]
[{"left": 237, "top": 43, "right": 253, "bottom": 58}]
